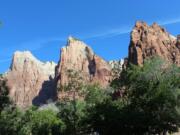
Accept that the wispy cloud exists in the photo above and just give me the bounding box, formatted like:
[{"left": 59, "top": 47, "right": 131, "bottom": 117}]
[
  {"left": 84, "top": 17, "right": 180, "bottom": 40},
  {"left": 82, "top": 26, "right": 131, "bottom": 40},
  {"left": 157, "top": 17, "right": 180, "bottom": 26}
]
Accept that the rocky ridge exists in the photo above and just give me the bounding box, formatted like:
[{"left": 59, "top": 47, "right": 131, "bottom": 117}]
[{"left": 128, "top": 21, "right": 180, "bottom": 66}]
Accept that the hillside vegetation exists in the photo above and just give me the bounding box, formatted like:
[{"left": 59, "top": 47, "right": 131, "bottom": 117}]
[{"left": 0, "top": 57, "right": 180, "bottom": 135}]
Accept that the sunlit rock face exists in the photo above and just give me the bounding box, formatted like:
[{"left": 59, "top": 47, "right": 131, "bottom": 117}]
[
  {"left": 128, "top": 21, "right": 180, "bottom": 66},
  {"left": 55, "top": 37, "right": 112, "bottom": 98},
  {"left": 109, "top": 59, "right": 124, "bottom": 71},
  {"left": 109, "top": 59, "right": 124, "bottom": 79},
  {"left": 5, "top": 51, "right": 56, "bottom": 108}
]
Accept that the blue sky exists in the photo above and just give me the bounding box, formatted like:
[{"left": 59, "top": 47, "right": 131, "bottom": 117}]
[{"left": 0, "top": 0, "right": 180, "bottom": 73}]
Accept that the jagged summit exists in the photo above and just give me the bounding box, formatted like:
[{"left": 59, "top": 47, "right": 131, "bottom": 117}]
[
  {"left": 67, "top": 36, "right": 83, "bottom": 45},
  {"left": 128, "top": 21, "right": 180, "bottom": 65},
  {"left": 134, "top": 21, "right": 163, "bottom": 30},
  {"left": 11, "top": 51, "right": 56, "bottom": 75},
  {"left": 56, "top": 37, "right": 112, "bottom": 99},
  {"left": 11, "top": 51, "right": 42, "bottom": 69}
]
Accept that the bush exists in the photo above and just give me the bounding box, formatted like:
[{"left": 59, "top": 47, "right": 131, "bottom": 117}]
[
  {"left": 0, "top": 78, "right": 11, "bottom": 112},
  {"left": 0, "top": 106, "right": 23, "bottom": 135},
  {"left": 20, "top": 107, "right": 65, "bottom": 135}
]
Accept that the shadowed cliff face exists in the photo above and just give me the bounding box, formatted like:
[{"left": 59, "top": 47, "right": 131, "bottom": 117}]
[
  {"left": 5, "top": 51, "right": 57, "bottom": 108},
  {"left": 55, "top": 37, "right": 113, "bottom": 99},
  {"left": 128, "top": 21, "right": 180, "bottom": 66}
]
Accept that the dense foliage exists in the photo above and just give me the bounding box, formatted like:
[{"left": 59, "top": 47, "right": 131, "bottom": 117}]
[
  {"left": 0, "top": 106, "right": 65, "bottom": 135},
  {"left": 94, "top": 58, "right": 180, "bottom": 135},
  {"left": 0, "top": 78, "right": 11, "bottom": 111},
  {"left": 0, "top": 57, "right": 180, "bottom": 135},
  {"left": 119, "top": 58, "right": 180, "bottom": 134}
]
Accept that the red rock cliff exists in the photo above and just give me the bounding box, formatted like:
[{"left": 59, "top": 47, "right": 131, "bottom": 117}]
[
  {"left": 128, "top": 21, "right": 180, "bottom": 65},
  {"left": 55, "top": 37, "right": 112, "bottom": 91}
]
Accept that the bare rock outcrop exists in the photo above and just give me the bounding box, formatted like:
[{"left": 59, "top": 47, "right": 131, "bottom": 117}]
[
  {"left": 128, "top": 21, "right": 180, "bottom": 66},
  {"left": 5, "top": 51, "right": 56, "bottom": 108},
  {"left": 109, "top": 59, "right": 124, "bottom": 79},
  {"left": 55, "top": 37, "right": 112, "bottom": 94}
]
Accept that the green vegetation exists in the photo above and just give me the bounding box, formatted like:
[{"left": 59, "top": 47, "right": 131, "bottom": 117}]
[
  {"left": 20, "top": 107, "right": 65, "bottom": 135},
  {"left": 89, "top": 57, "right": 180, "bottom": 135},
  {"left": 0, "top": 57, "right": 180, "bottom": 135},
  {"left": 0, "top": 106, "right": 23, "bottom": 135},
  {"left": 118, "top": 58, "right": 180, "bottom": 134},
  {"left": 0, "top": 79, "right": 11, "bottom": 111},
  {"left": 0, "top": 106, "right": 65, "bottom": 135}
]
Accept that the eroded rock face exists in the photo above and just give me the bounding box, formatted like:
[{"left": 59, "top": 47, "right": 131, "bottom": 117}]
[
  {"left": 109, "top": 59, "right": 124, "bottom": 79},
  {"left": 55, "top": 37, "right": 112, "bottom": 92},
  {"left": 5, "top": 51, "right": 56, "bottom": 108},
  {"left": 128, "top": 21, "right": 180, "bottom": 66},
  {"left": 109, "top": 59, "right": 124, "bottom": 70}
]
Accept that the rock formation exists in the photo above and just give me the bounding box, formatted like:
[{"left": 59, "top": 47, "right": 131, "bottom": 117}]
[
  {"left": 109, "top": 59, "right": 124, "bottom": 79},
  {"left": 128, "top": 21, "right": 180, "bottom": 66},
  {"left": 55, "top": 37, "right": 112, "bottom": 93},
  {"left": 5, "top": 51, "right": 56, "bottom": 108},
  {"left": 5, "top": 21, "right": 180, "bottom": 108}
]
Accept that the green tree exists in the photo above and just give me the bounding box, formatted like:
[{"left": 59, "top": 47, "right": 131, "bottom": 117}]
[
  {"left": 57, "top": 100, "right": 87, "bottom": 135},
  {"left": 57, "top": 83, "right": 109, "bottom": 135},
  {"left": 20, "top": 107, "right": 65, "bottom": 135},
  {"left": 0, "top": 106, "right": 23, "bottom": 135},
  {"left": 59, "top": 69, "right": 85, "bottom": 101},
  {"left": 79, "top": 85, "right": 113, "bottom": 135},
  {"left": 57, "top": 69, "right": 87, "bottom": 135},
  {"left": 0, "top": 78, "right": 11, "bottom": 111},
  {"left": 89, "top": 57, "right": 180, "bottom": 135},
  {"left": 118, "top": 57, "right": 180, "bottom": 134}
]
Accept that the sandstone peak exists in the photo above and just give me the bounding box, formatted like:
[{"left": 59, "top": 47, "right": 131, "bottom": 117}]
[
  {"left": 56, "top": 37, "right": 112, "bottom": 99},
  {"left": 128, "top": 21, "right": 180, "bottom": 65},
  {"left": 11, "top": 51, "right": 41, "bottom": 69},
  {"left": 67, "top": 36, "right": 83, "bottom": 45},
  {"left": 135, "top": 21, "right": 148, "bottom": 28},
  {"left": 11, "top": 51, "right": 56, "bottom": 76},
  {"left": 5, "top": 51, "right": 57, "bottom": 108},
  {"left": 14, "top": 50, "right": 33, "bottom": 57}
]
